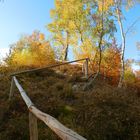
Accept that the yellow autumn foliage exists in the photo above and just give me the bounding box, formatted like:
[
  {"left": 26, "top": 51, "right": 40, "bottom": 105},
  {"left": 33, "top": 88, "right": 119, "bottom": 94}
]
[
  {"left": 74, "top": 39, "right": 97, "bottom": 60},
  {"left": 98, "top": 0, "right": 114, "bottom": 12},
  {"left": 39, "top": 33, "right": 45, "bottom": 41},
  {"left": 6, "top": 31, "right": 55, "bottom": 67}
]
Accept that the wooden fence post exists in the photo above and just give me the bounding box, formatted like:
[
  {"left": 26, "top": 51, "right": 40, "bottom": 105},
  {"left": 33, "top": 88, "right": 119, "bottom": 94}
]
[
  {"left": 29, "top": 111, "right": 38, "bottom": 140},
  {"left": 9, "top": 77, "right": 15, "bottom": 100},
  {"left": 85, "top": 59, "right": 89, "bottom": 78},
  {"left": 13, "top": 76, "right": 87, "bottom": 140}
]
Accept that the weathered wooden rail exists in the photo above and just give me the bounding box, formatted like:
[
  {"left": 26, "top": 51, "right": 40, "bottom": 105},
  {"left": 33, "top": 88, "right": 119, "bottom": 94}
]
[
  {"left": 11, "top": 58, "right": 89, "bottom": 78},
  {"left": 9, "top": 58, "right": 89, "bottom": 140}
]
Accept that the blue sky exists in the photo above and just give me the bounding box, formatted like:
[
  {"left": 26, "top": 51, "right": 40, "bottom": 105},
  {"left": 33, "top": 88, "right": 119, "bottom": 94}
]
[
  {"left": 0, "top": 0, "right": 54, "bottom": 58},
  {"left": 116, "top": 4, "right": 140, "bottom": 61},
  {"left": 0, "top": 0, "right": 140, "bottom": 69}
]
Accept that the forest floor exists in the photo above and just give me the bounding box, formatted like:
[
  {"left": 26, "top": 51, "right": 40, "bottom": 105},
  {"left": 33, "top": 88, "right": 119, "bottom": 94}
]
[{"left": 0, "top": 64, "right": 140, "bottom": 140}]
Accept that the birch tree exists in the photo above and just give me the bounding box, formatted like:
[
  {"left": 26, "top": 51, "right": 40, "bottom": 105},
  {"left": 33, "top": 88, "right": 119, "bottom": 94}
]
[
  {"left": 114, "top": 0, "right": 140, "bottom": 88},
  {"left": 48, "top": 0, "right": 88, "bottom": 60}
]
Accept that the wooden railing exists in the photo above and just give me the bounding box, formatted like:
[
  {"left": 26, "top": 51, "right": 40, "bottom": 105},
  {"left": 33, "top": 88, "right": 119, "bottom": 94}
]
[
  {"left": 9, "top": 58, "right": 89, "bottom": 140},
  {"left": 11, "top": 58, "right": 89, "bottom": 78}
]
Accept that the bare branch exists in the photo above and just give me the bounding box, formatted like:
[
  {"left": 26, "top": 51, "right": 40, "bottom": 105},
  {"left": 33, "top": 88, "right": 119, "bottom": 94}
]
[{"left": 125, "top": 17, "right": 140, "bottom": 37}]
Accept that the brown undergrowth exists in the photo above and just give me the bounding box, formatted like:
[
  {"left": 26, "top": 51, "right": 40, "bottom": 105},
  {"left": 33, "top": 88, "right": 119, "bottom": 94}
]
[{"left": 0, "top": 65, "right": 140, "bottom": 140}]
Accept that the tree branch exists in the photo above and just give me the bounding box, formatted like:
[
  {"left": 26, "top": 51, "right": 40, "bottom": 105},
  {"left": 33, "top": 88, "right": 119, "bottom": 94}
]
[{"left": 125, "top": 17, "right": 140, "bottom": 37}]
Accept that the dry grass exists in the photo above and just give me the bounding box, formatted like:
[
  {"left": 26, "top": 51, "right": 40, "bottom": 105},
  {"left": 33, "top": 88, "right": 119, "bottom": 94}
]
[{"left": 0, "top": 65, "right": 140, "bottom": 140}]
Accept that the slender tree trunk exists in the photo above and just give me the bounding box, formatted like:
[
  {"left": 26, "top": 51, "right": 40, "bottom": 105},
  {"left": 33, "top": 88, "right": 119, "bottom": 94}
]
[
  {"left": 83, "top": 0, "right": 104, "bottom": 90},
  {"left": 116, "top": 4, "right": 125, "bottom": 88},
  {"left": 96, "top": 0, "right": 104, "bottom": 76},
  {"left": 97, "top": 34, "right": 103, "bottom": 74},
  {"left": 64, "top": 45, "right": 69, "bottom": 61},
  {"left": 64, "top": 31, "right": 69, "bottom": 61}
]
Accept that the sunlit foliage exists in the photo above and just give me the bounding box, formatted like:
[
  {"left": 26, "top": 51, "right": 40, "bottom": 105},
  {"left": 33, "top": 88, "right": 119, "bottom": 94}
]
[
  {"left": 98, "top": 0, "right": 114, "bottom": 12},
  {"left": 74, "top": 39, "right": 97, "bottom": 60},
  {"left": 5, "top": 31, "right": 55, "bottom": 67},
  {"left": 48, "top": 0, "right": 116, "bottom": 65},
  {"left": 124, "top": 59, "right": 136, "bottom": 84},
  {"left": 102, "top": 41, "right": 121, "bottom": 84},
  {"left": 74, "top": 37, "right": 121, "bottom": 84},
  {"left": 48, "top": 0, "right": 89, "bottom": 60}
]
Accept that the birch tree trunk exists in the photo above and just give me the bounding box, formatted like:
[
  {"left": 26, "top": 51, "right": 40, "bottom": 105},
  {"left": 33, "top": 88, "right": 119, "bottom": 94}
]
[{"left": 116, "top": 2, "right": 126, "bottom": 88}]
